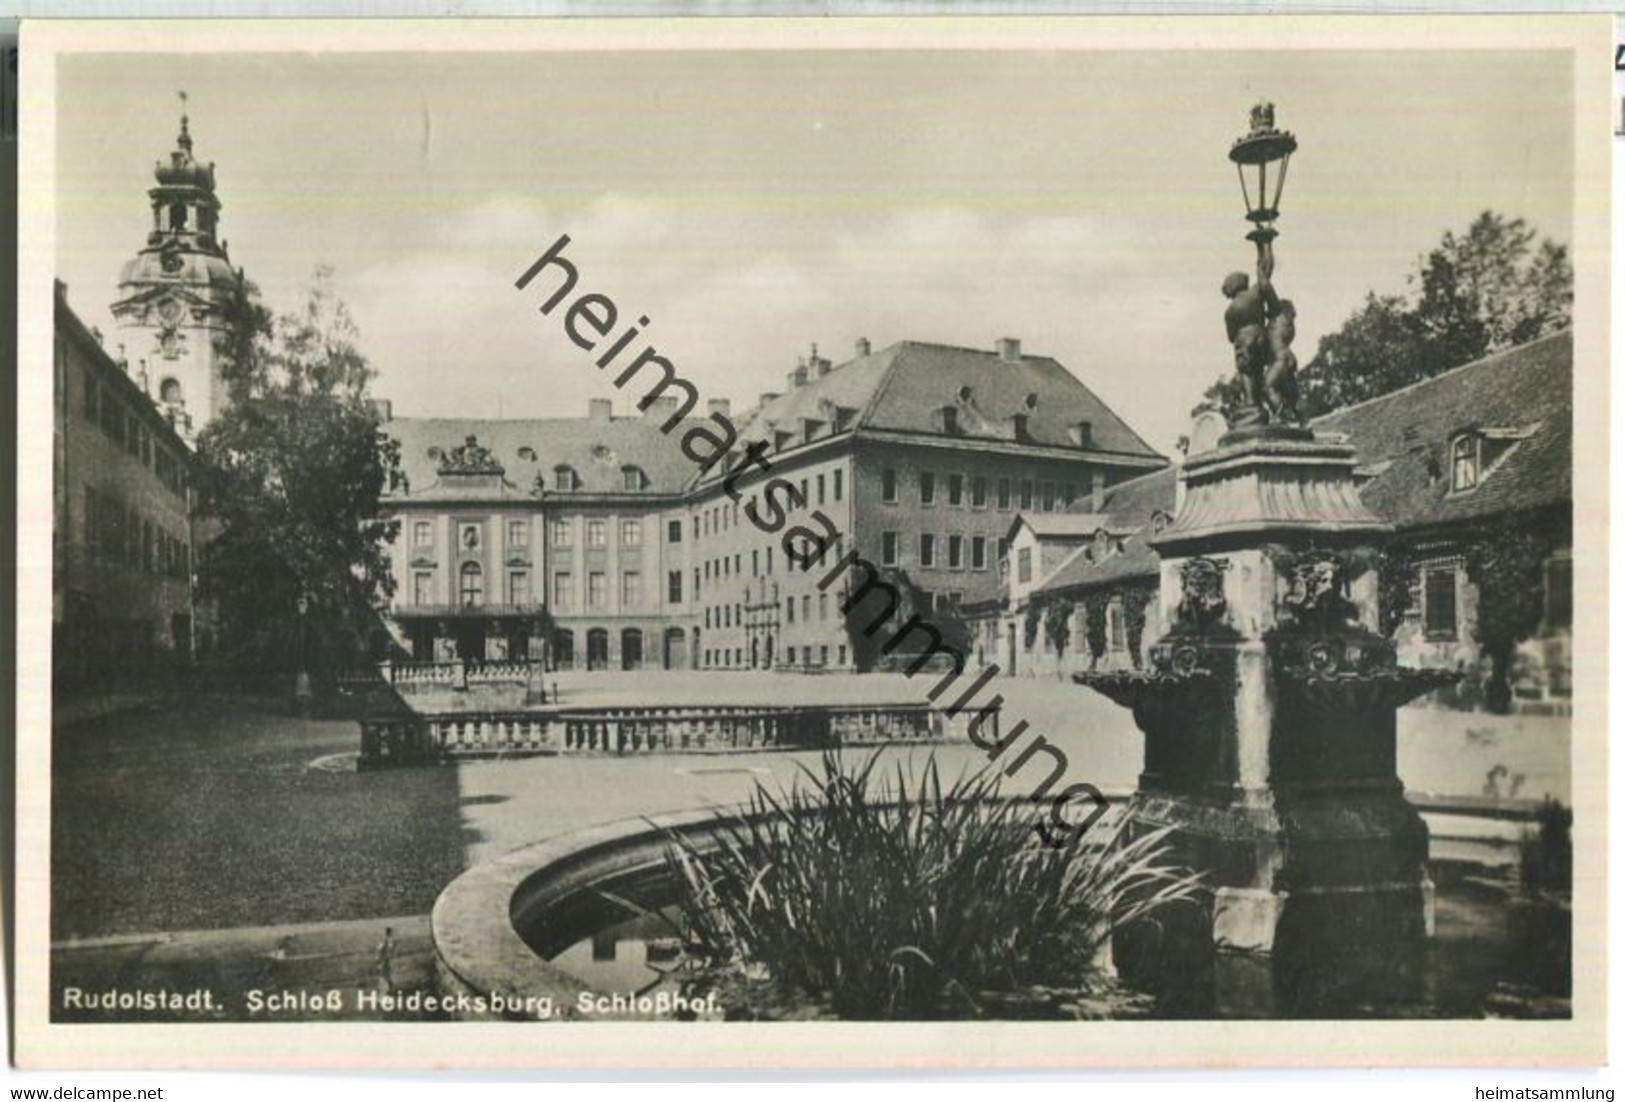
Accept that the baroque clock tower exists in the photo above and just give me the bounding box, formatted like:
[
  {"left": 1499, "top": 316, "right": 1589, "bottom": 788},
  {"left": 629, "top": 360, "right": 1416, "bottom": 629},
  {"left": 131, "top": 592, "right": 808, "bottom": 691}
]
[{"left": 110, "top": 97, "right": 244, "bottom": 442}]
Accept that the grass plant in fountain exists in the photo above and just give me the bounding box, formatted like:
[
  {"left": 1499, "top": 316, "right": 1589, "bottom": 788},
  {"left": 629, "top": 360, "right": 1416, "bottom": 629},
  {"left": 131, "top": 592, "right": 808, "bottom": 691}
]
[{"left": 654, "top": 750, "right": 1207, "bottom": 1020}]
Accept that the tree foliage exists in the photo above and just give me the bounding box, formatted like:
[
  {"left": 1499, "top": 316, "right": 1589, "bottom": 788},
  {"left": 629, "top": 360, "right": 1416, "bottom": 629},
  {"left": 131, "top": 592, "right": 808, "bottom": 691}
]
[
  {"left": 195, "top": 268, "right": 401, "bottom": 670},
  {"left": 1082, "top": 596, "right": 1109, "bottom": 670},
  {"left": 1196, "top": 212, "right": 1571, "bottom": 421}
]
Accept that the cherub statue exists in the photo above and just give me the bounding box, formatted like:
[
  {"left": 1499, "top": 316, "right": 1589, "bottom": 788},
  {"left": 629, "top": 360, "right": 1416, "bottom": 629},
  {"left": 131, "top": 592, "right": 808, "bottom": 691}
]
[
  {"left": 1221, "top": 236, "right": 1278, "bottom": 424},
  {"left": 1264, "top": 299, "right": 1302, "bottom": 426}
]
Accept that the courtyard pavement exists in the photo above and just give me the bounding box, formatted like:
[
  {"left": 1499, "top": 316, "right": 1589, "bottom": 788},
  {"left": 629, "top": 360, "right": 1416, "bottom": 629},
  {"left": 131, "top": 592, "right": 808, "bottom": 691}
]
[{"left": 49, "top": 671, "right": 1568, "bottom": 1013}]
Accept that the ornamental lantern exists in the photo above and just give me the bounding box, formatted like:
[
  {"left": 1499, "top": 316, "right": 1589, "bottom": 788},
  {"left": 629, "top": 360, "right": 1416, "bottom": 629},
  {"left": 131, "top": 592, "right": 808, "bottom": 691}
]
[{"left": 1228, "top": 102, "right": 1298, "bottom": 242}]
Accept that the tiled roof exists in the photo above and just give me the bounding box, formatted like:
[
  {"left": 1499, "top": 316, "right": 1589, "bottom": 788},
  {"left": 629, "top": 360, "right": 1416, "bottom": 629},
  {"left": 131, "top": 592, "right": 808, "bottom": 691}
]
[
  {"left": 1013, "top": 513, "right": 1116, "bottom": 540},
  {"left": 1314, "top": 329, "right": 1572, "bottom": 531},
  {"left": 1031, "top": 331, "right": 1573, "bottom": 596},
  {"left": 707, "top": 340, "right": 1164, "bottom": 487},
  {"left": 857, "top": 342, "right": 1161, "bottom": 456},
  {"left": 385, "top": 414, "right": 711, "bottom": 503}
]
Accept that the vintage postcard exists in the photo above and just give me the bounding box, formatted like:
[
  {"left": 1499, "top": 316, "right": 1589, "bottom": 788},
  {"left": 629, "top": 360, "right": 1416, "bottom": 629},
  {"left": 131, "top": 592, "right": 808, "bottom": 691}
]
[{"left": 12, "top": 15, "right": 1610, "bottom": 1069}]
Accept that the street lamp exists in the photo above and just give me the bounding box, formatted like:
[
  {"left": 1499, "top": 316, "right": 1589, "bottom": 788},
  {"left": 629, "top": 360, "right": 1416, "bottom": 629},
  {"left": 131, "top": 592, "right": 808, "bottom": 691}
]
[
  {"left": 293, "top": 590, "right": 313, "bottom": 715},
  {"left": 1228, "top": 102, "right": 1297, "bottom": 243}
]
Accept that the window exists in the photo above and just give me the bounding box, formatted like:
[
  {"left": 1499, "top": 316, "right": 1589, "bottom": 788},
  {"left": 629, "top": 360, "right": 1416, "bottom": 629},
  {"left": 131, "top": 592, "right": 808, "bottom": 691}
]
[
  {"left": 788, "top": 646, "right": 797, "bottom": 665},
  {"left": 552, "top": 518, "right": 572, "bottom": 545},
  {"left": 1063, "top": 483, "right": 1078, "bottom": 509},
  {"left": 920, "top": 534, "right": 936, "bottom": 568},
  {"left": 668, "top": 570, "right": 683, "bottom": 604},
  {"left": 948, "top": 535, "right": 963, "bottom": 569},
  {"left": 1041, "top": 482, "right": 1056, "bottom": 511},
  {"left": 1451, "top": 435, "right": 1479, "bottom": 492},
  {"left": 1108, "top": 602, "right": 1125, "bottom": 652},
  {"left": 1018, "top": 547, "right": 1033, "bottom": 584},
  {"left": 820, "top": 645, "right": 829, "bottom": 666},
  {"left": 998, "top": 538, "right": 1009, "bottom": 570},
  {"left": 834, "top": 469, "right": 844, "bottom": 501},
  {"left": 508, "top": 519, "right": 528, "bottom": 548},
  {"left": 554, "top": 466, "right": 577, "bottom": 491},
  {"left": 553, "top": 571, "right": 573, "bottom": 611},
  {"left": 948, "top": 474, "right": 963, "bottom": 506},
  {"left": 668, "top": 519, "right": 682, "bottom": 544},
  {"left": 766, "top": 547, "right": 774, "bottom": 574},
  {"left": 1020, "top": 480, "right": 1034, "bottom": 509},
  {"left": 413, "top": 520, "right": 432, "bottom": 547},
  {"left": 1545, "top": 553, "right": 1572, "bottom": 629},
  {"left": 752, "top": 549, "right": 760, "bottom": 575},
  {"left": 620, "top": 518, "right": 641, "bottom": 546},
  {"left": 802, "top": 594, "right": 811, "bottom": 622},
  {"left": 622, "top": 466, "right": 644, "bottom": 491},
  {"left": 838, "top": 645, "right": 847, "bottom": 666},
  {"left": 587, "top": 519, "right": 606, "bottom": 547},
  {"left": 509, "top": 570, "right": 531, "bottom": 605},
  {"left": 882, "top": 468, "right": 898, "bottom": 503},
  {"left": 920, "top": 471, "right": 936, "bottom": 505},
  {"left": 997, "top": 477, "right": 1012, "bottom": 510},
  {"left": 459, "top": 562, "right": 484, "bottom": 607},
  {"left": 622, "top": 571, "right": 641, "bottom": 606},
  {"left": 459, "top": 523, "right": 482, "bottom": 551},
  {"left": 941, "top": 406, "right": 959, "bottom": 435},
  {"left": 882, "top": 532, "right": 899, "bottom": 567},
  {"left": 971, "top": 535, "right": 987, "bottom": 570},
  {"left": 819, "top": 593, "right": 828, "bottom": 621},
  {"left": 786, "top": 596, "right": 796, "bottom": 623},
  {"left": 588, "top": 571, "right": 607, "bottom": 609},
  {"left": 971, "top": 476, "right": 987, "bottom": 508},
  {"left": 1423, "top": 567, "right": 1458, "bottom": 639},
  {"left": 817, "top": 473, "right": 826, "bottom": 506}
]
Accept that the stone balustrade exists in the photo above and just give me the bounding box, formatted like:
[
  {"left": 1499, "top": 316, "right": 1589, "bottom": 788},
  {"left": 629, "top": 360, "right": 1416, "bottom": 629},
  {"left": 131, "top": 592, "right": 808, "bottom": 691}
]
[{"left": 359, "top": 699, "right": 987, "bottom": 769}]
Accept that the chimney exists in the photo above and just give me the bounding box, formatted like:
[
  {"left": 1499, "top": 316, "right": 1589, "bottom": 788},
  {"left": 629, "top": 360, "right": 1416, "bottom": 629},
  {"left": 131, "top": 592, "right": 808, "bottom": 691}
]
[
  {"left": 643, "top": 394, "right": 680, "bottom": 422},
  {"left": 708, "top": 398, "right": 732, "bottom": 419},
  {"left": 788, "top": 365, "right": 809, "bottom": 389},
  {"left": 997, "top": 337, "right": 1021, "bottom": 363},
  {"left": 855, "top": 337, "right": 871, "bottom": 358},
  {"left": 588, "top": 398, "right": 613, "bottom": 421},
  {"left": 808, "top": 342, "right": 832, "bottom": 377},
  {"left": 371, "top": 398, "right": 394, "bottom": 423}
]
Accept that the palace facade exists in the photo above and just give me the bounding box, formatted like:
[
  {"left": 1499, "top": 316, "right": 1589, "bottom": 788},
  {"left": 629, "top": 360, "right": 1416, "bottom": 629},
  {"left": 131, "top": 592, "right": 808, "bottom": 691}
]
[{"left": 377, "top": 338, "right": 1168, "bottom": 671}]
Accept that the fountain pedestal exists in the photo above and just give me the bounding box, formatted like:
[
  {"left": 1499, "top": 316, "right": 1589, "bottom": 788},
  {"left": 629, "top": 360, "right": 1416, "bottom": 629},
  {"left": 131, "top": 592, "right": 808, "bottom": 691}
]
[{"left": 1078, "top": 427, "right": 1456, "bottom": 1012}]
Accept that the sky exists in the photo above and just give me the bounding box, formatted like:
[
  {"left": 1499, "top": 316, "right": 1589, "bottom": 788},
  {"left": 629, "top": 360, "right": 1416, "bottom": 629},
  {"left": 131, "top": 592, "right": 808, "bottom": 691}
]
[{"left": 54, "top": 48, "right": 1574, "bottom": 453}]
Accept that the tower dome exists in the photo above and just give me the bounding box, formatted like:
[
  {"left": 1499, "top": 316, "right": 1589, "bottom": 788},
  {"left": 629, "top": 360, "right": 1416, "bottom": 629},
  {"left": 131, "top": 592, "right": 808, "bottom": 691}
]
[{"left": 110, "top": 95, "right": 246, "bottom": 442}]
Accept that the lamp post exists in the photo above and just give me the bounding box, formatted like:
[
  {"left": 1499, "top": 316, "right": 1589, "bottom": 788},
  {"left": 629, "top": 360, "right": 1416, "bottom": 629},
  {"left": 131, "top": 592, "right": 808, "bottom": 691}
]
[
  {"left": 293, "top": 590, "right": 313, "bottom": 716},
  {"left": 1228, "top": 102, "right": 1297, "bottom": 243}
]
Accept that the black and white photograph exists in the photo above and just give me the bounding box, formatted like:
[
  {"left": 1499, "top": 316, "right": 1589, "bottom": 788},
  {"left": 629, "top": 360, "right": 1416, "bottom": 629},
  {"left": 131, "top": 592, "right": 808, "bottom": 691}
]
[{"left": 13, "top": 15, "right": 1610, "bottom": 1070}]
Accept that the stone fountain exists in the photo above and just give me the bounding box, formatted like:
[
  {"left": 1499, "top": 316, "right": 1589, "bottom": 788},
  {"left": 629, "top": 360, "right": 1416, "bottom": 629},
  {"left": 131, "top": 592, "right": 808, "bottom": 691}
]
[{"left": 1075, "top": 105, "right": 1456, "bottom": 1015}]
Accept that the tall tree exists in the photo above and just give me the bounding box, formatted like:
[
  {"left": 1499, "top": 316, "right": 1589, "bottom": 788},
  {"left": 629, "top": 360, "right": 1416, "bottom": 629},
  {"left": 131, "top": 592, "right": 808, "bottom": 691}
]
[{"left": 196, "top": 268, "right": 401, "bottom": 670}]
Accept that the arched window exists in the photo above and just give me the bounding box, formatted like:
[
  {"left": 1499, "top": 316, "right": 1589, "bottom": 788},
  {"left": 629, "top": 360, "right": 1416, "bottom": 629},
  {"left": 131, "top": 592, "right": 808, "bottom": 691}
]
[
  {"left": 1451, "top": 435, "right": 1479, "bottom": 492},
  {"left": 159, "top": 377, "right": 183, "bottom": 405},
  {"left": 459, "top": 562, "right": 484, "bottom": 607}
]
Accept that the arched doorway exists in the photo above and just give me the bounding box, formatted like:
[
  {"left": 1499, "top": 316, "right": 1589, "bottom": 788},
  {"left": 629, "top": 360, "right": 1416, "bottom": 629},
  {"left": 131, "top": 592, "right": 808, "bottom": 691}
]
[
  {"left": 663, "top": 626, "right": 687, "bottom": 670},
  {"left": 621, "top": 628, "right": 643, "bottom": 670},
  {"left": 586, "top": 628, "right": 609, "bottom": 671}
]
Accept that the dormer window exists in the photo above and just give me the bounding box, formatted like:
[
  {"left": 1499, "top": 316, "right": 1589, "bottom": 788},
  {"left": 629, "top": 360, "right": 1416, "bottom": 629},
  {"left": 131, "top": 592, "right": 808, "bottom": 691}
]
[
  {"left": 1450, "top": 434, "right": 1480, "bottom": 493},
  {"left": 1011, "top": 413, "right": 1030, "bottom": 442},
  {"left": 622, "top": 466, "right": 647, "bottom": 492},
  {"left": 1070, "top": 421, "right": 1093, "bottom": 449},
  {"left": 518, "top": 446, "right": 537, "bottom": 462},
  {"left": 553, "top": 465, "right": 578, "bottom": 492},
  {"left": 940, "top": 406, "right": 960, "bottom": 435}
]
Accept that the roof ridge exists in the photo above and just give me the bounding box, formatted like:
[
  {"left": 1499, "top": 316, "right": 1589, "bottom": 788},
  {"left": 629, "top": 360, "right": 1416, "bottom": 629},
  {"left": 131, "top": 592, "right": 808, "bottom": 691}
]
[{"left": 1311, "top": 329, "right": 1571, "bottom": 426}]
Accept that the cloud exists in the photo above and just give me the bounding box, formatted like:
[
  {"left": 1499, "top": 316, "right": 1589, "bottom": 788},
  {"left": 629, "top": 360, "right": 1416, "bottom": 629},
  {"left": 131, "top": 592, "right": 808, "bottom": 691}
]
[{"left": 344, "top": 192, "right": 1221, "bottom": 449}]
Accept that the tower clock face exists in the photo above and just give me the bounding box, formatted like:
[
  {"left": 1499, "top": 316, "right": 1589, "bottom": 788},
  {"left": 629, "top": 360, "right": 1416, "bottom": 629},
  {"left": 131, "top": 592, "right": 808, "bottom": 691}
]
[{"left": 158, "top": 298, "right": 183, "bottom": 324}]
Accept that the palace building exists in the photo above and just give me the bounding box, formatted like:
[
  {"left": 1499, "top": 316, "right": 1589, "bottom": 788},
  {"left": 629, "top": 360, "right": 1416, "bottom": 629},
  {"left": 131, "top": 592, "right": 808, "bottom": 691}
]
[{"left": 376, "top": 338, "right": 1168, "bottom": 671}]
